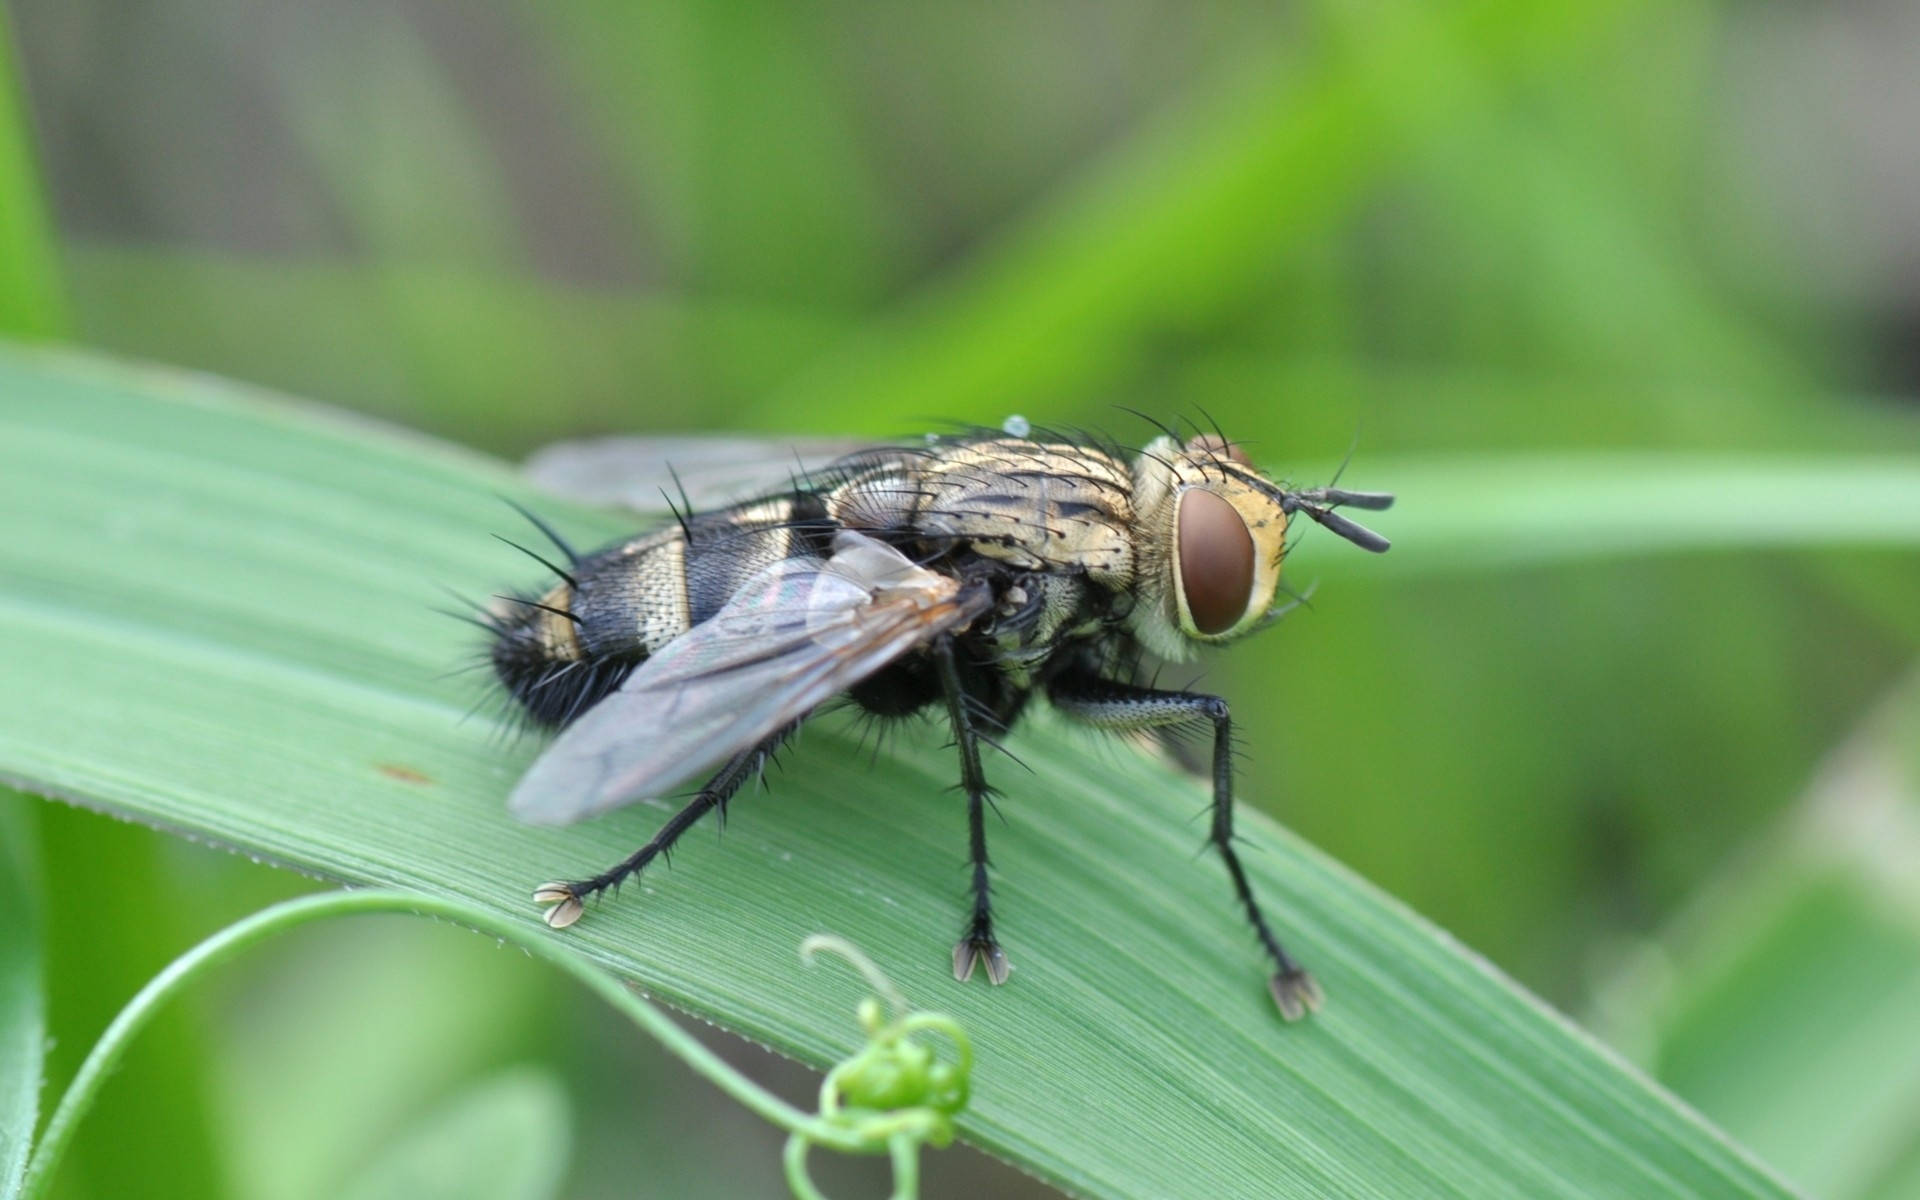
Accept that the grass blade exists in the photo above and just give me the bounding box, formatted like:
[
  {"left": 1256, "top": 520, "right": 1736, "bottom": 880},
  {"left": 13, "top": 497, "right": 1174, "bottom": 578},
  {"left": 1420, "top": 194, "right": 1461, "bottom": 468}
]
[
  {"left": 0, "top": 11, "right": 67, "bottom": 339},
  {"left": 0, "top": 345, "right": 1796, "bottom": 1198},
  {"left": 0, "top": 800, "right": 43, "bottom": 1200},
  {"left": 335, "top": 1069, "right": 571, "bottom": 1200},
  {"left": 1354, "top": 453, "right": 1920, "bottom": 575},
  {"left": 1596, "top": 672, "right": 1920, "bottom": 1199},
  {"left": 757, "top": 0, "right": 1649, "bottom": 427}
]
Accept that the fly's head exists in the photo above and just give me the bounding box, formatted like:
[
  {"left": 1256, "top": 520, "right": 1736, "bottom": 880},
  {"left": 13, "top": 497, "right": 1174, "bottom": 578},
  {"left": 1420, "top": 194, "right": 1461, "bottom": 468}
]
[{"left": 1127, "top": 433, "right": 1394, "bottom": 662}]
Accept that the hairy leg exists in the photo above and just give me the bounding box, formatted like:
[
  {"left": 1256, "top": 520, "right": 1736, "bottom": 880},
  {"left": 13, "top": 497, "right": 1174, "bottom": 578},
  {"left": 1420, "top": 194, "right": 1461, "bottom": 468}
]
[
  {"left": 533, "top": 727, "right": 791, "bottom": 929},
  {"left": 1048, "top": 674, "right": 1321, "bottom": 1019},
  {"left": 933, "top": 637, "right": 1010, "bottom": 985}
]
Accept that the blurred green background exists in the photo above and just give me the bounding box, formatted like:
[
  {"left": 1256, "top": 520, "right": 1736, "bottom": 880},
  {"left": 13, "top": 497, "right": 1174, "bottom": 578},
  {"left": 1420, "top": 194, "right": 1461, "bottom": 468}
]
[{"left": 4, "top": 1, "right": 1919, "bottom": 1197}]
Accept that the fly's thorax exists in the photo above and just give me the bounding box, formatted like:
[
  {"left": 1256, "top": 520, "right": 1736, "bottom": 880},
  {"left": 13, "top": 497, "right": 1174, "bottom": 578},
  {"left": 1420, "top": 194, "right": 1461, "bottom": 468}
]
[
  {"left": 977, "top": 571, "right": 1093, "bottom": 675},
  {"left": 819, "top": 448, "right": 931, "bottom": 532},
  {"left": 1125, "top": 434, "right": 1291, "bottom": 662},
  {"left": 830, "top": 438, "right": 1138, "bottom": 583}
]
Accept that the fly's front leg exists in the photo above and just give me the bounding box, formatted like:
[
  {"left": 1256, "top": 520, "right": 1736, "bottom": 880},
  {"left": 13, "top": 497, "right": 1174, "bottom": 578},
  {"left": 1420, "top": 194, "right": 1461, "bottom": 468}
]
[
  {"left": 1048, "top": 674, "right": 1322, "bottom": 1020},
  {"left": 933, "top": 636, "right": 1010, "bottom": 985},
  {"left": 534, "top": 726, "right": 792, "bottom": 929}
]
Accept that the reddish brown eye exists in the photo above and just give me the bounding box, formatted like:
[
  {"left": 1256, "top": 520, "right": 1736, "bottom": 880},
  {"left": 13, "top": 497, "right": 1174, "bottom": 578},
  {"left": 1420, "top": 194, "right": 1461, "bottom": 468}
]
[{"left": 1177, "top": 489, "right": 1255, "bottom": 635}]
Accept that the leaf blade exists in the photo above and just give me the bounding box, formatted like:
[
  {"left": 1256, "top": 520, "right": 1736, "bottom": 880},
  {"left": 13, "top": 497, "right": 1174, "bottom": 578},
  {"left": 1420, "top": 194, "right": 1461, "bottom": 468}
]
[
  {"left": 0, "top": 799, "right": 43, "bottom": 1200},
  {"left": 0, "top": 346, "right": 1799, "bottom": 1199},
  {"left": 335, "top": 1068, "right": 572, "bottom": 1200}
]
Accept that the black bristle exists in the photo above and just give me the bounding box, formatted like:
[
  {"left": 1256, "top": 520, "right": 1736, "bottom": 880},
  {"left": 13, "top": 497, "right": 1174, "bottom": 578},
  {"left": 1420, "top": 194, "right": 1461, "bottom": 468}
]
[
  {"left": 659, "top": 485, "right": 694, "bottom": 542},
  {"left": 498, "top": 495, "right": 582, "bottom": 565},
  {"left": 491, "top": 534, "right": 580, "bottom": 588},
  {"left": 1113, "top": 404, "right": 1182, "bottom": 443},
  {"left": 492, "top": 594, "right": 585, "bottom": 625},
  {"left": 485, "top": 593, "right": 641, "bottom": 730}
]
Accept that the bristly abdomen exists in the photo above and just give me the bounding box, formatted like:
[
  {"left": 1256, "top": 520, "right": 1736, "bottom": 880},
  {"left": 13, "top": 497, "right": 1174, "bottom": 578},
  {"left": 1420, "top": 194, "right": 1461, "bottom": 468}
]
[
  {"left": 488, "top": 582, "right": 641, "bottom": 729},
  {"left": 487, "top": 491, "right": 834, "bottom": 730}
]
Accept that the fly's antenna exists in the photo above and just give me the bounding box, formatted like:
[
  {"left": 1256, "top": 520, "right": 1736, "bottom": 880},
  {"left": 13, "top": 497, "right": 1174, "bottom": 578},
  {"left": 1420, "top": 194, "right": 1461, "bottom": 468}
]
[
  {"left": 1281, "top": 487, "right": 1395, "bottom": 553},
  {"left": 497, "top": 494, "right": 580, "bottom": 565}
]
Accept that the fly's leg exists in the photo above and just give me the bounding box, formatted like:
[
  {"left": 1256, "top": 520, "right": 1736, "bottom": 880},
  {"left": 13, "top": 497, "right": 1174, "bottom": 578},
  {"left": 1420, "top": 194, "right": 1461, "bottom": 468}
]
[
  {"left": 933, "top": 636, "right": 1010, "bottom": 985},
  {"left": 533, "top": 728, "right": 790, "bottom": 929},
  {"left": 1047, "top": 675, "right": 1322, "bottom": 1020}
]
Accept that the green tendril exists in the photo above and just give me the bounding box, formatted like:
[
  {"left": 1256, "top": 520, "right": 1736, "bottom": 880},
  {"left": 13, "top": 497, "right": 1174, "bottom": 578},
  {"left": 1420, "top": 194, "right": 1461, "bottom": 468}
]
[
  {"left": 17, "top": 893, "right": 972, "bottom": 1200},
  {"left": 787, "top": 935, "right": 975, "bottom": 1200}
]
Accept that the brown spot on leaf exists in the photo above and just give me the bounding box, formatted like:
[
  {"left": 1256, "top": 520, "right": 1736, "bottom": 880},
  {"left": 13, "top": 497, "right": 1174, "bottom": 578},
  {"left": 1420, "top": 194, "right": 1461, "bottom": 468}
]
[{"left": 375, "top": 763, "right": 434, "bottom": 786}]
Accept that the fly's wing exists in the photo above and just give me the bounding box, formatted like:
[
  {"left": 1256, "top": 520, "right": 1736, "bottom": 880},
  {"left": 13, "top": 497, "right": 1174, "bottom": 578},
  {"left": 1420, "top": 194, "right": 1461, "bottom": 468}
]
[
  {"left": 509, "top": 531, "right": 990, "bottom": 826},
  {"left": 524, "top": 435, "right": 871, "bottom": 512}
]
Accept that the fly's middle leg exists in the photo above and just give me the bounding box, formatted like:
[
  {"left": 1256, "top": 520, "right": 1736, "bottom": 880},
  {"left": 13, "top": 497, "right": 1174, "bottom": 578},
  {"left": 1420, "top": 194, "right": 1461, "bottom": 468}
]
[
  {"left": 533, "top": 727, "right": 791, "bottom": 929},
  {"left": 934, "top": 636, "right": 1010, "bottom": 985},
  {"left": 1047, "top": 674, "right": 1322, "bottom": 1020}
]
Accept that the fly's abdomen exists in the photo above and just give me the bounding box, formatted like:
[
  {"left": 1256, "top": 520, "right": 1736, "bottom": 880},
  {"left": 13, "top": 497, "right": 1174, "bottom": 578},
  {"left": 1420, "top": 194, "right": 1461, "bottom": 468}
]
[{"left": 491, "top": 491, "right": 833, "bottom": 728}]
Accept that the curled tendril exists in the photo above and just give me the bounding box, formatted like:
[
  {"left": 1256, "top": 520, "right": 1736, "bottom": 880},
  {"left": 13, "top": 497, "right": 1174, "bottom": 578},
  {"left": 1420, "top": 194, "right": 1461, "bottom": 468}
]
[
  {"left": 16, "top": 892, "right": 974, "bottom": 1200},
  {"left": 785, "top": 935, "right": 975, "bottom": 1200}
]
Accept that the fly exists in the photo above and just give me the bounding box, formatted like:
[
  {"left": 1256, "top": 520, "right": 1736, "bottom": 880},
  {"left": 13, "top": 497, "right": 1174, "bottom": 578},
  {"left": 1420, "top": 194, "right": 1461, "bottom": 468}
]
[{"left": 483, "top": 423, "right": 1393, "bottom": 1019}]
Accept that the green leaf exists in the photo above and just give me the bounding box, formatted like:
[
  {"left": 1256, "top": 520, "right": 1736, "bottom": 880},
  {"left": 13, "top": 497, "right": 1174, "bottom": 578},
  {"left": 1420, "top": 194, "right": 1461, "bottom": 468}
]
[
  {"left": 210, "top": 910, "right": 562, "bottom": 1200},
  {"left": 335, "top": 1069, "right": 571, "bottom": 1200},
  {"left": 1363, "top": 454, "right": 1920, "bottom": 575},
  {"left": 61, "top": 245, "right": 850, "bottom": 454},
  {"left": 0, "top": 11, "right": 68, "bottom": 339},
  {"left": 0, "top": 344, "right": 1809, "bottom": 1198},
  {"left": 1596, "top": 671, "right": 1920, "bottom": 1199},
  {"left": 753, "top": 0, "right": 1655, "bottom": 428},
  {"left": 0, "top": 798, "right": 43, "bottom": 1200}
]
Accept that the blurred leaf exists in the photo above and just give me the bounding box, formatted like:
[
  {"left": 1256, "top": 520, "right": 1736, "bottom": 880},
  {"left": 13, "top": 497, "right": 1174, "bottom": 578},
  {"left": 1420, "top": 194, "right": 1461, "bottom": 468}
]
[
  {"left": 754, "top": 0, "right": 1650, "bottom": 428},
  {"left": 0, "top": 798, "right": 43, "bottom": 1200},
  {"left": 33, "top": 803, "right": 230, "bottom": 1200},
  {"left": 1367, "top": 92, "right": 1813, "bottom": 406},
  {"left": 0, "top": 345, "right": 1795, "bottom": 1198},
  {"left": 63, "top": 245, "right": 848, "bottom": 453},
  {"left": 335, "top": 1068, "right": 571, "bottom": 1200},
  {"left": 0, "top": 10, "right": 66, "bottom": 338},
  {"left": 541, "top": 0, "right": 905, "bottom": 303},
  {"left": 1359, "top": 453, "right": 1920, "bottom": 576},
  {"left": 1172, "top": 356, "right": 1920, "bottom": 459},
  {"left": 1866, "top": 1143, "right": 1920, "bottom": 1200},
  {"left": 275, "top": 8, "right": 518, "bottom": 269},
  {"left": 1596, "top": 671, "right": 1920, "bottom": 1200},
  {"left": 209, "top": 915, "right": 558, "bottom": 1200}
]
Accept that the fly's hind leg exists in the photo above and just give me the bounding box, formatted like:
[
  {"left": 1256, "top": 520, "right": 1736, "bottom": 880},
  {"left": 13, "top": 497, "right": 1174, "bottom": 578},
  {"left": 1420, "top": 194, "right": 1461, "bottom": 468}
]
[
  {"left": 933, "top": 637, "right": 1011, "bottom": 986},
  {"left": 534, "top": 727, "right": 792, "bottom": 929},
  {"left": 1048, "top": 674, "right": 1322, "bottom": 1020}
]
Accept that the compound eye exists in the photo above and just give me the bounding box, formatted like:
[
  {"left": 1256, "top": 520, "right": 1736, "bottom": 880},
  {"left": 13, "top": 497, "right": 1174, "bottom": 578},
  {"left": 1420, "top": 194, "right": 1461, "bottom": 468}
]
[{"left": 1177, "top": 489, "right": 1255, "bottom": 635}]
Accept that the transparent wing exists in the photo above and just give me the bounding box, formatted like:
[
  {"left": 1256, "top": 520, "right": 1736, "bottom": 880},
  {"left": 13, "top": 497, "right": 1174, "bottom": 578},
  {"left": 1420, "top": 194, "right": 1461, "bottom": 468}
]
[
  {"left": 509, "top": 531, "right": 990, "bottom": 826},
  {"left": 524, "top": 435, "right": 871, "bottom": 512}
]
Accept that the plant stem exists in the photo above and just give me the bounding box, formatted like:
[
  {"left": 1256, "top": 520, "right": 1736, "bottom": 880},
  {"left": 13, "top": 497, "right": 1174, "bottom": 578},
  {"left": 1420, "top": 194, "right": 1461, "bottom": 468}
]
[{"left": 19, "top": 888, "right": 874, "bottom": 1200}]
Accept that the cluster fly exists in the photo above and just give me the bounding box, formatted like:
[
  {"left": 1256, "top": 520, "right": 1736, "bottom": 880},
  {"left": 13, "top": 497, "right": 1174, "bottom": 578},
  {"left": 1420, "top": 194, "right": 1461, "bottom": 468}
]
[{"left": 482, "top": 418, "right": 1392, "bottom": 1020}]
